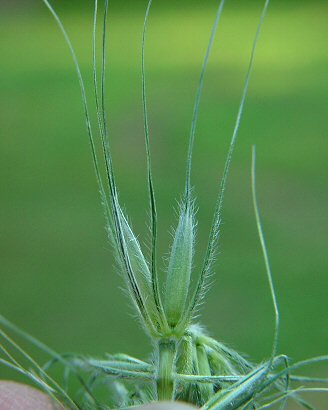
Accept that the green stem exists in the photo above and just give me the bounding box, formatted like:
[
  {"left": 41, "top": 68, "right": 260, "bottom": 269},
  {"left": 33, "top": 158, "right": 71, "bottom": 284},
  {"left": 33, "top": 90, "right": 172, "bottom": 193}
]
[{"left": 157, "top": 339, "right": 177, "bottom": 400}]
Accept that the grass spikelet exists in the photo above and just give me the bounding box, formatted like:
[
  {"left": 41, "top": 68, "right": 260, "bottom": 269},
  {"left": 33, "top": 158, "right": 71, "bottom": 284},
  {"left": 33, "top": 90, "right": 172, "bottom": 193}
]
[
  {"left": 201, "top": 364, "right": 269, "bottom": 410},
  {"left": 175, "top": 335, "right": 194, "bottom": 401},
  {"left": 164, "top": 202, "right": 195, "bottom": 329},
  {"left": 196, "top": 344, "right": 214, "bottom": 402},
  {"left": 114, "top": 207, "right": 162, "bottom": 330}
]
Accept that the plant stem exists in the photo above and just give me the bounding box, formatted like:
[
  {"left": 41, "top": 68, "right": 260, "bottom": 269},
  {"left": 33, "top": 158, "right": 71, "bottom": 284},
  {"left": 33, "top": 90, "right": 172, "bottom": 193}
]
[{"left": 157, "top": 338, "right": 177, "bottom": 400}]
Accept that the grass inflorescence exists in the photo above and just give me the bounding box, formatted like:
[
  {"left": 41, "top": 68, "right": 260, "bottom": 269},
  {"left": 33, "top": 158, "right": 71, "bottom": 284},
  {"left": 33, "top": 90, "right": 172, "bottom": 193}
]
[{"left": 1, "top": 0, "right": 327, "bottom": 409}]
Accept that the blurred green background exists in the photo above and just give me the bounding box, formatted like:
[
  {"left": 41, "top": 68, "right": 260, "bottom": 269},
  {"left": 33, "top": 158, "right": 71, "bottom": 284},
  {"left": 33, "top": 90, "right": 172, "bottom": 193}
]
[{"left": 1, "top": 0, "right": 327, "bottom": 384}]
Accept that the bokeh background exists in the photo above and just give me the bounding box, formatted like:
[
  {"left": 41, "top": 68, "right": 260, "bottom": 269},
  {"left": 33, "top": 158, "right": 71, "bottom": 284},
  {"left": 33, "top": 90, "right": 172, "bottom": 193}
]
[{"left": 1, "top": 0, "right": 327, "bottom": 389}]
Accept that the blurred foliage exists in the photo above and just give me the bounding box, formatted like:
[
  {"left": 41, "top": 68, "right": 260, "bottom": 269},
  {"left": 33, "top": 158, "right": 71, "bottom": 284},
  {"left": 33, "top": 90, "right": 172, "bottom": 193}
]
[{"left": 0, "top": 0, "right": 327, "bottom": 386}]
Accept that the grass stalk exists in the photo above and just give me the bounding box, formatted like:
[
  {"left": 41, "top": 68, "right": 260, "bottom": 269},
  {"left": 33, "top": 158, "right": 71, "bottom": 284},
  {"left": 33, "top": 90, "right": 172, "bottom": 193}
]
[{"left": 156, "top": 339, "right": 177, "bottom": 400}]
